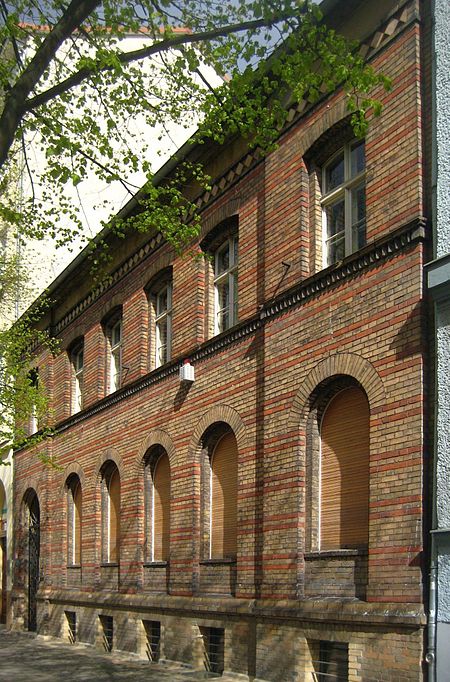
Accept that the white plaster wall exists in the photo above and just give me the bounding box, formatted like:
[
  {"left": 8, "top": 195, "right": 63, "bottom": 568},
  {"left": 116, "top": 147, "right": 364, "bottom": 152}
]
[
  {"left": 0, "top": 449, "right": 13, "bottom": 623},
  {"left": 436, "top": 301, "right": 450, "bottom": 532},
  {"left": 435, "top": 0, "right": 450, "bottom": 257},
  {"left": 18, "top": 33, "right": 222, "bottom": 303}
]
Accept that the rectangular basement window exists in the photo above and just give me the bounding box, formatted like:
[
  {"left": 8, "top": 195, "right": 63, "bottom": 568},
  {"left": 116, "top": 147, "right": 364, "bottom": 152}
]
[
  {"left": 200, "top": 626, "right": 224, "bottom": 676},
  {"left": 65, "top": 611, "right": 77, "bottom": 644},
  {"left": 313, "top": 641, "right": 349, "bottom": 681},
  {"left": 99, "top": 615, "right": 113, "bottom": 653},
  {"left": 143, "top": 619, "right": 161, "bottom": 662}
]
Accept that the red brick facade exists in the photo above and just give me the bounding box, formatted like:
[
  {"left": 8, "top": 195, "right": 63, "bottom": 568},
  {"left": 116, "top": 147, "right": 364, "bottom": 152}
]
[{"left": 12, "top": 1, "right": 429, "bottom": 679}]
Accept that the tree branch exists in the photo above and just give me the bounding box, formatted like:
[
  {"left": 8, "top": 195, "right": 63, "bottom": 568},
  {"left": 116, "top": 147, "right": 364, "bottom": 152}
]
[
  {"left": 0, "top": 0, "right": 101, "bottom": 168},
  {"left": 24, "top": 13, "right": 302, "bottom": 113}
]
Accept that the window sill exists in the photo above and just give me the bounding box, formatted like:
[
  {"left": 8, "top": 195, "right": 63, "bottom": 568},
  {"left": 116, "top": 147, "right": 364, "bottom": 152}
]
[
  {"left": 100, "top": 562, "right": 119, "bottom": 568},
  {"left": 200, "top": 558, "right": 236, "bottom": 566},
  {"left": 143, "top": 561, "right": 168, "bottom": 568},
  {"left": 67, "top": 564, "right": 81, "bottom": 569},
  {"left": 305, "top": 549, "right": 367, "bottom": 560}
]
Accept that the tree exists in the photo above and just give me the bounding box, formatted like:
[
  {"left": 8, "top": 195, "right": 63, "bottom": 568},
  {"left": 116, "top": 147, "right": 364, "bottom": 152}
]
[
  {"left": 0, "top": 0, "right": 389, "bottom": 249},
  {"left": 0, "top": 0, "right": 389, "bottom": 453}
]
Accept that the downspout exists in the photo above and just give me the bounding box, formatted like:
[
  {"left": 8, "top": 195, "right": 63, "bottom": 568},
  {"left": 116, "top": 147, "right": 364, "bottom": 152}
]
[{"left": 426, "top": 0, "right": 438, "bottom": 679}]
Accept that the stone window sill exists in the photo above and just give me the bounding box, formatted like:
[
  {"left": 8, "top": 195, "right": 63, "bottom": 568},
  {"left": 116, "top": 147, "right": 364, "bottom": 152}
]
[
  {"left": 199, "top": 558, "right": 236, "bottom": 566},
  {"left": 305, "top": 549, "right": 367, "bottom": 560},
  {"left": 143, "top": 561, "right": 168, "bottom": 568}
]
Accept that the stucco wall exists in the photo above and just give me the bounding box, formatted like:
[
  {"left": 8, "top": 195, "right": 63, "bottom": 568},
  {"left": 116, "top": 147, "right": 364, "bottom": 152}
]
[{"left": 435, "top": 0, "right": 450, "bottom": 257}]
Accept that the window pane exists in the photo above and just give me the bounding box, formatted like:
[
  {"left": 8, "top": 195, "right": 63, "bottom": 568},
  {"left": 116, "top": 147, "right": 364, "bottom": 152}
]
[
  {"left": 351, "top": 184, "right": 366, "bottom": 251},
  {"left": 324, "top": 198, "right": 345, "bottom": 238},
  {"left": 216, "top": 278, "right": 230, "bottom": 332},
  {"left": 156, "top": 287, "right": 168, "bottom": 315},
  {"left": 351, "top": 140, "right": 365, "bottom": 177},
  {"left": 232, "top": 237, "right": 239, "bottom": 266},
  {"left": 327, "top": 235, "right": 345, "bottom": 264},
  {"left": 111, "top": 321, "right": 121, "bottom": 346},
  {"left": 156, "top": 318, "right": 168, "bottom": 366},
  {"left": 216, "top": 243, "right": 230, "bottom": 275},
  {"left": 232, "top": 272, "right": 238, "bottom": 325},
  {"left": 325, "top": 153, "right": 344, "bottom": 192},
  {"left": 217, "top": 308, "right": 229, "bottom": 334},
  {"left": 111, "top": 350, "right": 121, "bottom": 391}
]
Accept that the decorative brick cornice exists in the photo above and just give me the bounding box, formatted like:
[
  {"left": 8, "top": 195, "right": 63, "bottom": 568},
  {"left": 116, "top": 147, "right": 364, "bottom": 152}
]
[{"left": 28, "top": 217, "right": 424, "bottom": 442}]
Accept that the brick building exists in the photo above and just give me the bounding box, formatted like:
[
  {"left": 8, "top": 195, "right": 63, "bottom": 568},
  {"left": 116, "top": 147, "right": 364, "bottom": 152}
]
[{"left": 11, "top": 0, "right": 431, "bottom": 679}]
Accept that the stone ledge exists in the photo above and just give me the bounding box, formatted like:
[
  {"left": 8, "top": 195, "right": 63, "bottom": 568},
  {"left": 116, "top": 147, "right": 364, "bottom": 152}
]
[{"left": 38, "top": 589, "right": 426, "bottom": 628}]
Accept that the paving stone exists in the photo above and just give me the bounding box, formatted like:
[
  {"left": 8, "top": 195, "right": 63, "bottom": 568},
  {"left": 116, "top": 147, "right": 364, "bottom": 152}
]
[{"left": 0, "top": 627, "right": 230, "bottom": 681}]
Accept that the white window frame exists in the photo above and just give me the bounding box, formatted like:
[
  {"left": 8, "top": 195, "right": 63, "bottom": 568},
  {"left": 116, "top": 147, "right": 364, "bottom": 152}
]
[
  {"left": 29, "top": 368, "right": 39, "bottom": 434},
  {"left": 322, "top": 140, "right": 366, "bottom": 267},
  {"left": 71, "top": 345, "right": 84, "bottom": 414},
  {"left": 108, "top": 319, "right": 122, "bottom": 394},
  {"left": 155, "top": 283, "right": 172, "bottom": 368},
  {"left": 214, "top": 235, "right": 238, "bottom": 335}
]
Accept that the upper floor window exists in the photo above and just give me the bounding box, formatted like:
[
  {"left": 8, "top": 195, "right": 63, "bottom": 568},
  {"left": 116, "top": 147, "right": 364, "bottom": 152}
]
[
  {"left": 28, "top": 367, "right": 39, "bottom": 435},
  {"left": 155, "top": 283, "right": 172, "bottom": 368},
  {"left": 71, "top": 343, "right": 84, "bottom": 414},
  {"left": 107, "top": 317, "right": 122, "bottom": 394},
  {"left": 322, "top": 140, "right": 366, "bottom": 266},
  {"left": 214, "top": 235, "right": 238, "bottom": 334}
]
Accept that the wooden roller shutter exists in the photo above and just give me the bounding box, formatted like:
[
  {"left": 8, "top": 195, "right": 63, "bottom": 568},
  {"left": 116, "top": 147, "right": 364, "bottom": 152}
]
[
  {"left": 211, "top": 432, "right": 238, "bottom": 559},
  {"left": 320, "top": 387, "right": 369, "bottom": 550},
  {"left": 73, "top": 481, "right": 82, "bottom": 565},
  {"left": 153, "top": 453, "right": 170, "bottom": 561},
  {"left": 108, "top": 468, "right": 120, "bottom": 562}
]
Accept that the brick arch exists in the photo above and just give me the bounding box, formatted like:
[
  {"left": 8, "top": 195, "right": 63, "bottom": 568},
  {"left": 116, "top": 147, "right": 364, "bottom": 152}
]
[
  {"left": 297, "top": 98, "right": 349, "bottom": 158},
  {"left": 134, "top": 429, "right": 177, "bottom": 474},
  {"left": 189, "top": 404, "right": 248, "bottom": 456},
  {"left": 94, "top": 448, "right": 125, "bottom": 484},
  {"left": 97, "top": 293, "right": 124, "bottom": 323},
  {"left": 17, "top": 479, "right": 44, "bottom": 514},
  {"left": 63, "top": 323, "right": 87, "bottom": 351},
  {"left": 201, "top": 198, "right": 243, "bottom": 237},
  {"left": 289, "top": 352, "right": 385, "bottom": 429},
  {"left": 59, "top": 462, "right": 86, "bottom": 494}
]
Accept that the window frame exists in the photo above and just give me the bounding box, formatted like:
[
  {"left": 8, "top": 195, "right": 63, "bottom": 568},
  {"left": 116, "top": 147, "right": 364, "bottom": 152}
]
[
  {"left": 66, "top": 476, "right": 82, "bottom": 567},
  {"left": 107, "top": 317, "right": 122, "bottom": 394},
  {"left": 318, "top": 385, "right": 369, "bottom": 551},
  {"left": 322, "top": 139, "right": 366, "bottom": 266},
  {"left": 213, "top": 234, "right": 239, "bottom": 335},
  {"left": 144, "top": 449, "right": 171, "bottom": 563},
  {"left": 154, "top": 282, "right": 172, "bottom": 368},
  {"left": 208, "top": 430, "right": 238, "bottom": 560},
  {"left": 71, "top": 343, "right": 84, "bottom": 414},
  {"left": 101, "top": 463, "right": 120, "bottom": 564}
]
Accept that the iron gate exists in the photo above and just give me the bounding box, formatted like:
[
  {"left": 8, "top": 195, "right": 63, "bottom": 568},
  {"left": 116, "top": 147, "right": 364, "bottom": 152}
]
[{"left": 28, "top": 500, "right": 40, "bottom": 632}]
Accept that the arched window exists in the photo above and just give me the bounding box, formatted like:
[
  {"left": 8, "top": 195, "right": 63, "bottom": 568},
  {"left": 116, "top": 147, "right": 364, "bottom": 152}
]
[
  {"left": 70, "top": 342, "right": 84, "bottom": 414},
  {"left": 210, "top": 432, "right": 238, "bottom": 559},
  {"left": 101, "top": 463, "right": 120, "bottom": 563},
  {"left": 145, "top": 449, "right": 171, "bottom": 562},
  {"left": 322, "top": 139, "right": 366, "bottom": 266},
  {"left": 67, "top": 475, "right": 82, "bottom": 566},
  {"left": 102, "top": 309, "right": 123, "bottom": 395},
  {"left": 214, "top": 235, "right": 238, "bottom": 334},
  {"left": 320, "top": 386, "right": 369, "bottom": 550}
]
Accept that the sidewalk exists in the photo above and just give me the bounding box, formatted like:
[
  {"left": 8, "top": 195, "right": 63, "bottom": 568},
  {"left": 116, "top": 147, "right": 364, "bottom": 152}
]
[{"left": 0, "top": 627, "right": 229, "bottom": 681}]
